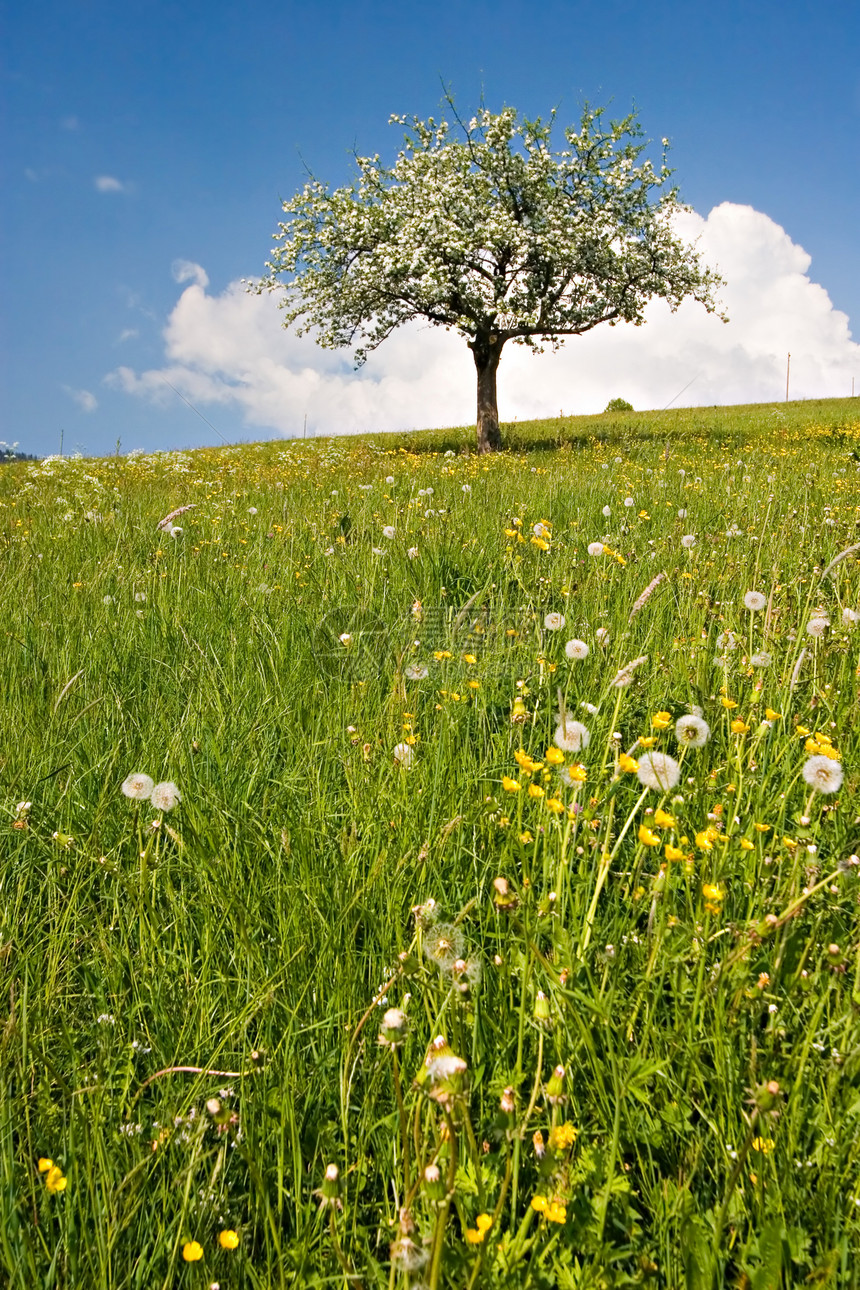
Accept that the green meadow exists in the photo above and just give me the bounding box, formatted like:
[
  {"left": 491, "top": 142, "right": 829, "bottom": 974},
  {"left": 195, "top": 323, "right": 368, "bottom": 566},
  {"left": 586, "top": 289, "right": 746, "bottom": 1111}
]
[{"left": 2, "top": 396, "right": 860, "bottom": 1288}]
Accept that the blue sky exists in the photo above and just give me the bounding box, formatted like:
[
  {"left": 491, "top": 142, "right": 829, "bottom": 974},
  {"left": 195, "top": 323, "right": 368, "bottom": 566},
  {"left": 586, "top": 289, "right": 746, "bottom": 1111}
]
[{"left": 3, "top": 0, "right": 860, "bottom": 457}]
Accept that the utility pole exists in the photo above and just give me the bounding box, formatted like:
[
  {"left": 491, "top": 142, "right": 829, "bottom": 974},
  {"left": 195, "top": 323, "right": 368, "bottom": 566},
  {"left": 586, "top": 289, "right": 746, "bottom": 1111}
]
[{"left": 785, "top": 353, "right": 791, "bottom": 403}]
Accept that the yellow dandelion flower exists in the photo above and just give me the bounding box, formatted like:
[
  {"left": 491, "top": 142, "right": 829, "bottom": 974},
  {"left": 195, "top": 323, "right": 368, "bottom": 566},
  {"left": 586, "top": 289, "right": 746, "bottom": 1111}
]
[
  {"left": 651, "top": 711, "right": 672, "bottom": 729},
  {"left": 530, "top": 536, "right": 549, "bottom": 551},
  {"left": 567, "top": 763, "right": 587, "bottom": 782},
  {"left": 519, "top": 831, "right": 534, "bottom": 844},
  {"left": 548, "top": 1122, "right": 578, "bottom": 1151},
  {"left": 739, "top": 838, "right": 754, "bottom": 851},
  {"left": 618, "top": 753, "right": 639, "bottom": 773},
  {"left": 218, "top": 1230, "right": 240, "bottom": 1250},
  {"left": 754, "top": 822, "right": 771, "bottom": 832},
  {"left": 731, "top": 719, "right": 750, "bottom": 734},
  {"left": 545, "top": 797, "right": 565, "bottom": 814},
  {"left": 182, "top": 1241, "right": 204, "bottom": 1262},
  {"left": 528, "top": 783, "right": 545, "bottom": 799},
  {"left": 638, "top": 824, "right": 661, "bottom": 847},
  {"left": 765, "top": 708, "right": 782, "bottom": 720},
  {"left": 654, "top": 808, "right": 676, "bottom": 828},
  {"left": 463, "top": 654, "right": 477, "bottom": 664},
  {"left": 502, "top": 776, "right": 521, "bottom": 793},
  {"left": 664, "top": 843, "right": 685, "bottom": 861},
  {"left": 638, "top": 736, "right": 658, "bottom": 749},
  {"left": 695, "top": 830, "right": 714, "bottom": 851},
  {"left": 720, "top": 697, "right": 738, "bottom": 709},
  {"left": 702, "top": 883, "right": 724, "bottom": 903},
  {"left": 467, "top": 680, "right": 480, "bottom": 690},
  {"left": 544, "top": 747, "right": 565, "bottom": 765}
]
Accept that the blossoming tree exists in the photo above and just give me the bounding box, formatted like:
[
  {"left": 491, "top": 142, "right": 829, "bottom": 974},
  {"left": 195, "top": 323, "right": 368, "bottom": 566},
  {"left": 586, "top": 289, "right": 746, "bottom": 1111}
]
[{"left": 255, "top": 101, "right": 724, "bottom": 452}]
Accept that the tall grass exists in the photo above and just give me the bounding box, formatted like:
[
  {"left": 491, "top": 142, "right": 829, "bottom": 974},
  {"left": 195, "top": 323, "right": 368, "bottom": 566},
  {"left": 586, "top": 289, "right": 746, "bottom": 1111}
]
[{"left": 2, "top": 397, "right": 860, "bottom": 1288}]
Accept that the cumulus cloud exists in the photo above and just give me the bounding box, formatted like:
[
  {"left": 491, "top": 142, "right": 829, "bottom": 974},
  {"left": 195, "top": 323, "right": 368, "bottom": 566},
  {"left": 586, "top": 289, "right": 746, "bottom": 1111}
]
[
  {"left": 63, "top": 386, "right": 98, "bottom": 412},
  {"left": 171, "top": 259, "right": 210, "bottom": 289},
  {"left": 106, "top": 203, "right": 860, "bottom": 439},
  {"left": 94, "top": 175, "right": 128, "bottom": 193}
]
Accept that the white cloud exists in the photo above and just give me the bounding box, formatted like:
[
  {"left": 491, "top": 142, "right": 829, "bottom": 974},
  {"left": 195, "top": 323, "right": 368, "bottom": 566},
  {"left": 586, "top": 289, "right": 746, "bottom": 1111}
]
[
  {"left": 117, "top": 328, "right": 139, "bottom": 343},
  {"left": 94, "top": 175, "right": 128, "bottom": 193},
  {"left": 171, "top": 259, "right": 210, "bottom": 289},
  {"left": 107, "top": 203, "right": 860, "bottom": 439},
  {"left": 63, "top": 386, "right": 98, "bottom": 413}
]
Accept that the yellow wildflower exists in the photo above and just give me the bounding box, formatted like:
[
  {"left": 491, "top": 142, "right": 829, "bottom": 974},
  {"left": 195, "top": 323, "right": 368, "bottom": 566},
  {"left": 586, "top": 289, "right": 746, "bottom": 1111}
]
[
  {"left": 502, "top": 776, "right": 521, "bottom": 793},
  {"left": 182, "top": 1241, "right": 204, "bottom": 1262},
  {"left": 664, "top": 843, "right": 685, "bottom": 861},
  {"left": 651, "top": 711, "right": 672, "bottom": 729},
  {"left": 695, "top": 831, "right": 714, "bottom": 851},
  {"left": 754, "top": 822, "right": 771, "bottom": 833},
  {"left": 433, "top": 649, "right": 452, "bottom": 660},
  {"left": 519, "top": 831, "right": 533, "bottom": 844},
  {"left": 531, "top": 1195, "right": 548, "bottom": 1213},
  {"left": 751, "top": 1137, "right": 775, "bottom": 1154},
  {"left": 465, "top": 1227, "right": 485, "bottom": 1244},
  {"left": 528, "top": 784, "right": 545, "bottom": 799},
  {"left": 765, "top": 708, "right": 782, "bottom": 720},
  {"left": 468, "top": 680, "right": 480, "bottom": 689},
  {"left": 219, "top": 1230, "right": 240, "bottom": 1250},
  {"left": 530, "top": 536, "right": 549, "bottom": 551},
  {"left": 45, "top": 1165, "right": 67, "bottom": 1194},
  {"left": 739, "top": 838, "right": 754, "bottom": 851},
  {"left": 549, "top": 1122, "right": 578, "bottom": 1151},
  {"left": 618, "top": 753, "right": 639, "bottom": 773},
  {"left": 654, "top": 808, "right": 676, "bottom": 828},
  {"left": 545, "top": 797, "right": 565, "bottom": 815},
  {"left": 796, "top": 725, "right": 810, "bottom": 736},
  {"left": 638, "top": 736, "right": 658, "bottom": 749},
  {"left": 638, "top": 824, "right": 661, "bottom": 847},
  {"left": 544, "top": 747, "right": 565, "bottom": 765},
  {"left": 463, "top": 654, "right": 477, "bottom": 664},
  {"left": 720, "top": 697, "right": 738, "bottom": 709},
  {"left": 38, "top": 1159, "right": 53, "bottom": 1173},
  {"left": 546, "top": 1201, "right": 567, "bottom": 1224},
  {"left": 731, "top": 719, "right": 750, "bottom": 734},
  {"left": 567, "top": 763, "right": 587, "bottom": 782}
]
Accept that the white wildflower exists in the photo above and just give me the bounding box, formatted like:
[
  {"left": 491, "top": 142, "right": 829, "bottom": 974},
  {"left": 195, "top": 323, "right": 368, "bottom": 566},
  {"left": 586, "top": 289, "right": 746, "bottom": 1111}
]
[
  {"left": 744, "top": 591, "right": 767, "bottom": 611},
  {"left": 382, "top": 525, "right": 396, "bottom": 539},
  {"left": 544, "top": 612, "right": 565, "bottom": 631},
  {"left": 842, "top": 607, "right": 860, "bottom": 626},
  {"left": 680, "top": 534, "right": 696, "bottom": 548},
  {"left": 587, "top": 541, "right": 605, "bottom": 556},
  {"left": 750, "top": 651, "right": 772, "bottom": 667},
  {"left": 806, "top": 616, "right": 829, "bottom": 638},
  {"left": 404, "top": 663, "right": 429, "bottom": 680},
  {"left": 393, "top": 742, "right": 414, "bottom": 768}
]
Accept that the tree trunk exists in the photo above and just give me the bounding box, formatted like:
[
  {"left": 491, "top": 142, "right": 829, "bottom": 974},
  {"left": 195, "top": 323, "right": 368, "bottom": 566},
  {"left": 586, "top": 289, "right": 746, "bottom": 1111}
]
[{"left": 470, "top": 333, "right": 504, "bottom": 453}]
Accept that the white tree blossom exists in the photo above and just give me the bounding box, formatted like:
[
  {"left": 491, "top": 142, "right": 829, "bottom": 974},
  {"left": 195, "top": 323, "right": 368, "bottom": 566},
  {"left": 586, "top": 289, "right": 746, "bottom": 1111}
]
[{"left": 255, "top": 99, "right": 724, "bottom": 451}]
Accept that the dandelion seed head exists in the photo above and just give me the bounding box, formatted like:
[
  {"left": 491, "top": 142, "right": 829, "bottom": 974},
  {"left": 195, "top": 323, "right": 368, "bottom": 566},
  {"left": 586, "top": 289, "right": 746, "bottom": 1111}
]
[
  {"left": 121, "top": 772, "right": 154, "bottom": 801},
  {"left": 637, "top": 752, "right": 681, "bottom": 791},
  {"left": 802, "top": 755, "right": 843, "bottom": 794},
  {"left": 744, "top": 590, "right": 767, "bottom": 611},
  {"left": 150, "top": 781, "right": 181, "bottom": 811},
  {"left": 675, "top": 714, "right": 710, "bottom": 748},
  {"left": 553, "top": 720, "right": 590, "bottom": 752},
  {"left": 564, "top": 639, "right": 589, "bottom": 660}
]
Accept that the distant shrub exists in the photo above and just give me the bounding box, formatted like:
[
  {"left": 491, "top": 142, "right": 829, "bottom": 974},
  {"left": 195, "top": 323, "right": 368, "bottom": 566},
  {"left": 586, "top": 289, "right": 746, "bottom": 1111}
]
[{"left": 604, "top": 397, "right": 634, "bottom": 413}]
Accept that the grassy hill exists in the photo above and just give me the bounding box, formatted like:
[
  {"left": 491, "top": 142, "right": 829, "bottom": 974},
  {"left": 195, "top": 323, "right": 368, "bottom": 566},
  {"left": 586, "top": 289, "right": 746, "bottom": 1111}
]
[{"left": 2, "top": 396, "right": 860, "bottom": 1288}]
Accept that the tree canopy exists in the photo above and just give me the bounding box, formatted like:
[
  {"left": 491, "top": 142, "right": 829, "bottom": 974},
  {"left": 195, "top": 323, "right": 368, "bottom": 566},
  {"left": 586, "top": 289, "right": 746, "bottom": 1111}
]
[{"left": 256, "top": 100, "right": 724, "bottom": 450}]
